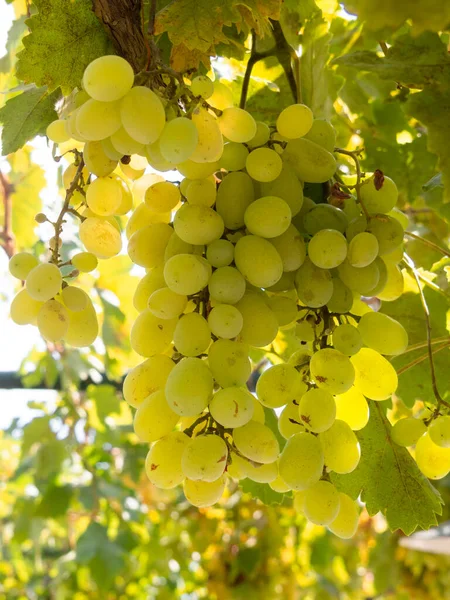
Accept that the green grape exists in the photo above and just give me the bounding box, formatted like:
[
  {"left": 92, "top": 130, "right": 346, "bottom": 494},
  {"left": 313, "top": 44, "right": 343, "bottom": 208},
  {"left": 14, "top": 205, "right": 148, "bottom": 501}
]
[
  {"left": 337, "top": 259, "right": 380, "bottom": 295},
  {"left": 82, "top": 207, "right": 120, "bottom": 231},
  {"left": 9, "top": 252, "right": 38, "bottom": 280},
  {"left": 276, "top": 103, "right": 313, "bottom": 139},
  {"left": 310, "top": 348, "right": 355, "bottom": 395},
  {"left": 333, "top": 324, "right": 363, "bottom": 356},
  {"left": 26, "top": 263, "right": 62, "bottom": 302},
  {"left": 126, "top": 202, "right": 170, "bottom": 238},
  {"left": 76, "top": 99, "right": 121, "bottom": 141},
  {"left": 113, "top": 175, "right": 133, "bottom": 215},
  {"left": 351, "top": 347, "right": 398, "bottom": 400},
  {"left": 164, "top": 254, "right": 212, "bottom": 296},
  {"left": 260, "top": 164, "right": 304, "bottom": 217},
  {"left": 360, "top": 175, "right": 398, "bottom": 214},
  {"left": 148, "top": 287, "right": 187, "bottom": 320},
  {"left": 209, "top": 80, "right": 234, "bottom": 110},
  {"left": 246, "top": 148, "right": 283, "bottom": 183},
  {"left": 388, "top": 207, "right": 409, "bottom": 229},
  {"left": 293, "top": 490, "right": 306, "bottom": 513},
  {"left": 377, "top": 259, "right": 404, "bottom": 302},
  {"left": 209, "top": 386, "right": 254, "bottom": 428},
  {"left": 208, "top": 339, "right": 251, "bottom": 388},
  {"left": 191, "top": 75, "right": 214, "bottom": 98},
  {"left": 244, "top": 196, "right": 291, "bottom": 239},
  {"left": 159, "top": 117, "right": 198, "bottom": 163},
  {"left": 83, "top": 140, "right": 117, "bottom": 177},
  {"left": 358, "top": 311, "right": 408, "bottom": 355},
  {"left": 10, "top": 289, "right": 43, "bottom": 325},
  {"left": 308, "top": 229, "right": 348, "bottom": 269},
  {"left": 145, "top": 139, "right": 174, "bottom": 171},
  {"left": 82, "top": 55, "right": 134, "bottom": 101},
  {"left": 347, "top": 231, "right": 379, "bottom": 268},
  {"left": 101, "top": 137, "right": 123, "bottom": 161},
  {"left": 345, "top": 215, "right": 366, "bottom": 241},
  {"left": 429, "top": 416, "right": 450, "bottom": 448},
  {"left": 319, "top": 419, "right": 360, "bottom": 474},
  {"left": 304, "top": 119, "right": 336, "bottom": 152},
  {"left": 46, "top": 119, "right": 70, "bottom": 143},
  {"left": 391, "top": 417, "right": 427, "bottom": 447},
  {"left": 248, "top": 120, "right": 271, "bottom": 148},
  {"left": 218, "top": 107, "right": 256, "bottom": 143},
  {"left": 208, "top": 304, "right": 243, "bottom": 339},
  {"left": 367, "top": 214, "right": 404, "bottom": 255},
  {"left": 79, "top": 217, "right": 122, "bottom": 259},
  {"left": 133, "top": 266, "right": 166, "bottom": 312},
  {"left": 278, "top": 401, "right": 306, "bottom": 439},
  {"left": 182, "top": 435, "right": 228, "bottom": 481},
  {"left": 268, "top": 295, "right": 298, "bottom": 327},
  {"left": 415, "top": 432, "right": 450, "bottom": 479},
  {"left": 67, "top": 108, "right": 87, "bottom": 142},
  {"left": 174, "top": 204, "right": 224, "bottom": 245},
  {"left": 165, "top": 357, "right": 214, "bottom": 416},
  {"left": 120, "top": 86, "right": 165, "bottom": 144},
  {"left": 233, "top": 420, "right": 280, "bottom": 464},
  {"left": 256, "top": 364, "right": 303, "bottom": 408},
  {"left": 133, "top": 390, "right": 179, "bottom": 443},
  {"left": 61, "top": 286, "right": 87, "bottom": 312},
  {"left": 303, "top": 204, "right": 348, "bottom": 235},
  {"left": 164, "top": 232, "right": 195, "bottom": 261},
  {"left": 119, "top": 154, "right": 146, "bottom": 180},
  {"left": 367, "top": 256, "right": 387, "bottom": 299},
  {"left": 86, "top": 176, "right": 122, "bottom": 216},
  {"left": 145, "top": 181, "right": 180, "bottom": 213},
  {"left": 295, "top": 319, "right": 315, "bottom": 343},
  {"left": 278, "top": 432, "right": 324, "bottom": 490},
  {"left": 173, "top": 313, "right": 211, "bottom": 357},
  {"left": 208, "top": 266, "right": 246, "bottom": 304},
  {"left": 190, "top": 105, "right": 224, "bottom": 163},
  {"left": 130, "top": 310, "right": 177, "bottom": 357},
  {"left": 234, "top": 235, "right": 283, "bottom": 288},
  {"left": 176, "top": 159, "right": 219, "bottom": 180},
  {"left": 219, "top": 142, "right": 249, "bottom": 171},
  {"left": 252, "top": 397, "right": 266, "bottom": 424},
  {"left": 128, "top": 223, "right": 173, "bottom": 268},
  {"left": 269, "top": 473, "right": 291, "bottom": 492},
  {"left": 283, "top": 138, "right": 336, "bottom": 183},
  {"left": 327, "top": 278, "right": 353, "bottom": 314},
  {"left": 123, "top": 355, "right": 175, "bottom": 408},
  {"left": 183, "top": 475, "right": 226, "bottom": 507},
  {"left": 216, "top": 171, "right": 255, "bottom": 229},
  {"left": 335, "top": 387, "right": 369, "bottom": 431},
  {"left": 298, "top": 388, "right": 336, "bottom": 433},
  {"left": 266, "top": 271, "right": 296, "bottom": 293},
  {"left": 342, "top": 196, "right": 361, "bottom": 222},
  {"left": 145, "top": 431, "right": 190, "bottom": 489},
  {"left": 186, "top": 178, "right": 216, "bottom": 207},
  {"left": 64, "top": 295, "right": 98, "bottom": 347},
  {"left": 246, "top": 460, "right": 278, "bottom": 483},
  {"left": 206, "top": 239, "right": 234, "bottom": 268},
  {"left": 304, "top": 480, "right": 340, "bottom": 526},
  {"left": 235, "top": 292, "right": 279, "bottom": 347},
  {"left": 111, "top": 127, "right": 144, "bottom": 155},
  {"left": 328, "top": 493, "right": 359, "bottom": 539},
  {"left": 295, "top": 257, "right": 333, "bottom": 308},
  {"left": 227, "top": 453, "right": 250, "bottom": 480}
]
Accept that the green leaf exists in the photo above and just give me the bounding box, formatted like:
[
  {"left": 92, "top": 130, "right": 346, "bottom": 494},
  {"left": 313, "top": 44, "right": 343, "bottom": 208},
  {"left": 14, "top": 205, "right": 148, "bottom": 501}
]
[
  {"left": 0, "top": 15, "right": 28, "bottom": 74},
  {"left": 0, "top": 86, "right": 59, "bottom": 155},
  {"left": 407, "top": 86, "right": 450, "bottom": 206},
  {"left": 22, "top": 416, "right": 52, "bottom": 454},
  {"left": 241, "top": 478, "right": 289, "bottom": 505},
  {"left": 34, "top": 484, "right": 73, "bottom": 518},
  {"left": 333, "top": 32, "right": 450, "bottom": 89},
  {"left": 16, "top": 0, "right": 112, "bottom": 95},
  {"left": 87, "top": 384, "right": 121, "bottom": 421},
  {"left": 35, "top": 438, "right": 67, "bottom": 479},
  {"left": 332, "top": 402, "right": 443, "bottom": 535},
  {"left": 76, "top": 523, "right": 125, "bottom": 589},
  {"left": 264, "top": 407, "right": 286, "bottom": 451}
]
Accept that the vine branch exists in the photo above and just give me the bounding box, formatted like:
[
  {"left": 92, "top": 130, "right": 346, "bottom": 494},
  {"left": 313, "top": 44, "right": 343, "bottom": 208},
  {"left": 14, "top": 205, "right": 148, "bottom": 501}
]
[
  {"left": 334, "top": 147, "right": 369, "bottom": 218},
  {"left": 0, "top": 169, "right": 14, "bottom": 258},
  {"left": 404, "top": 231, "right": 450, "bottom": 258}
]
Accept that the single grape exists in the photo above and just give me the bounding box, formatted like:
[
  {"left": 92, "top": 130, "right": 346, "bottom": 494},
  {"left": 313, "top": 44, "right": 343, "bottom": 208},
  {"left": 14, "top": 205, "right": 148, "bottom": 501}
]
[
  {"left": 207, "top": 304, "right": 243, "bottom": 339},
  {"left": 208, "top": 80, "right": 234, "bottom": 110},
  {"left": 76, "top": 99, "right": 121, "bottom": 141},
  {"left": 248, "top": 121, "right": 271, "bottom": 148},
  {"left": 79, "top": 217, "right": 122, "bottom": 259},
  {"left": 218, "top": 107, "right": 256, "bottom": 143},
  {"left": 83, "top": 140, "right": 117, "bottom": 177},
  {"left": 120, "top": 86, "right": 165, "bottom": 144},
  {"left": 145, "top": 431, "right": 190, "bottom": 489},
  {"left": 64, "top": 295, "right": 99, "bottom": 347},
  {"left": 283, "top": 138, "right": 336, "bottom": 183},
  {"left": 209, "top": 386, "right": 254, "bottom": 428},
  {"left": 36, "top": 299, "right": 69, "bottom": 342},
  {"left": 208, "top": 339, "right": 251, "bottom": 388},
  {"left": 319, "top": 419, "right": 360, "bottom": 474},
  {"left": 304, "top": 119, "right": 336, "bottom": 152},
  {"left": 10, "top": 289, "right": 43, "bottom": 325},
  {"left": 235, "top": 292, "right": 279, "bottom": 348},
  {"left": 130, "top": 310, "right": 177, "bottom": 357},
  {"left": 268, "top": 295, "right": 298, "bottom": 327},
  {"left": 303, "top": 204, "right": 348, "bottom": 235},
  {"left": 173, "top": 313, "right": 211, "bottom": 357},
  {"left": 347, "top": 232, "right": 379, "bottom": 268},
  {"left": 46, "top": 119, "right": 70, "bottom": 143},
  {"left": 219, "top": 142, "right": 249, "bottom": 172},
  {"left": 26, "top": 263, "right": 62, "bottom": 302},
  {"left": 234, "top": 235, "right": 283, "bottom": 289},
  {"left": 208, "top": 266, "right": 246, "bottom": 305},
  {"left": 82, "top": 55, "right": 134, "bottom": 101},
  {"left": 333, "top": 324, "right": 363, "bottom": 356},
  {"left": 304, "top": 480, "right": 340, "bottom": 526},
  {"left": 148, "top": 287, "right": 187, "bottom": 320},
  {"left": 166, "top": 357, "right": 214, "bottom": 416},
  {"left": 183, "top": 475, "right": 226, "bottom": 507},
  {"left": 244, "top": 196, "right": 291, "bottom": 238},
  {"left": 276, "top": 104, "right": 313, "bottom": 139},
  {"left": 246, "top": 148, "right": 283, "bottom": 183},
  {"left": 186, "top": 178, "right": 217, "bottom": 207},
  {"left": 308, "top": 229, "right": 348, "bottom": 269},
  {"left": 260, "top": 164, "right": 304, "bottom": 217},
  {"left": 298, "top": 388, "right": 336, "bottom": 433},
  {"left": 310, "top": 348, "right": 355, "bottom": 395},
  {"left": 190, "top": 75, "right": 214, "bottom": 98},
  {"left": 351, "top": 347, "right": 398, "bottom": 400},
  {"left": 358, "top": 311, "right": 408, "bottom": 356},
  {"left": 126, "top": 202, "right": 170, "bottom": 239},
  {"left": 391, "top": 417, "right": 427, "bottom": 447},
  {"left": 256, "top": 364, "right": 303, "bottom": 409},
  {"left": 415, "top": 432, "right": 450, "bottom": 479},
  {"left": 246, "top": 460, "right": 278, "bottom": 483},
  {"left": 328, "top": 493, "right": 359, "bottom": 539},
  {"left": 164, "top": 254, "right": 212, "bottom": 296},
  {"left": 233, "top": 420, "right": 280, "bottom": 464},
  {"left": 86, "top": 176, "right": 123, "bottom": 216},
  {"left": 367, "top": 214, "right": 404, "bottom": 255},
  {"left": 159, "top": 117, "right": 199, "bottom": 164},
  {"left": 206, "top": 239, "right": 234, "bottom": 268},
  {"left": 182, "top": 434, "right": 228, "bottom": 481},
  {"left": 295, "top": 257, "right": 333, "bottom": 308},
  {"left": 128, "top": 223, "right": 173, "bottom": 268},
  {"left": 377, "top": 259, "right": 404, "bottom": 302},
  {"left": 429, "top": 416, "right": 450, "bottom": 448},
  {"left": 9, "top": 252, "right": 38, "bottom": 280},
  {"left": 278, "top": 401, "right": 306, "bottom": 439},
  {"left": 227, "top": 453, "right": 250, "bottom": 480},
  {"left": 123, "top": 355, "right": 175, "bottom": 408},
  {"left": 145, "top": 181, "right": 180, "bottom": 213},
  {"left": 133, "top": 390, "right": 179, "bottom": 443},
  {"left": 360, "top": 175, "right": 398, "bottom": 214},
  {"left": 190, "top": 106, "right": 224, "bottom": 163},
  {"left": 334, "top": 387, "right": 369, "bottom": 431},
  {"left": 61, "top": 286, "right": 87, "bottom": 312},
  {"left": 164, "top": 232, "right": 195, "bottom": 261},
  {"left": 111, "top": 126, "right": 144, "bottom": 155},
  {"left": 216, "top": 171, "right": 254, "bottom": 230},
  {"left": 176, "top": 159, "right": 219, "bottom": 180},
  {"left": 174, "top": 204, "right": 224, "bottom": 245},
  {"left": 327, "top": 278, "right": 353, "bottom": 314},
  {"left": 278, "top": 432, "right": 324, "bottom": 490},
  {"left": 337, "top": 259, "right": 380, "bottom": 295}
]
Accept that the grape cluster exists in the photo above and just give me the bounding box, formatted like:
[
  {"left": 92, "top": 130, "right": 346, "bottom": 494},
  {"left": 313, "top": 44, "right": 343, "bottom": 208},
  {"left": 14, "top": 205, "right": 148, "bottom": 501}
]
[{"left": 8, "top": 54, "right": 446, "bottom": 537}]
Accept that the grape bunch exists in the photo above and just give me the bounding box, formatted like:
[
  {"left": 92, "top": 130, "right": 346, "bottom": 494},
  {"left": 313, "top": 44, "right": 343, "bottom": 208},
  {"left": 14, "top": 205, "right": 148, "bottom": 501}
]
[{"left": 8, "top": 54, "right": 448, "bottom": 537}]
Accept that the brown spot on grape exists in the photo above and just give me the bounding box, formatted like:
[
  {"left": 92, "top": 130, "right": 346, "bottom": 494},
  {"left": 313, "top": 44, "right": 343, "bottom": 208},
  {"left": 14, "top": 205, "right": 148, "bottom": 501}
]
[
  {"left": 218, "top": 454, "right": 227, "bottom": 463},
  {"left": 300, "top": 414, "right": 311, "bottom": 424},
  {"left": 316, "top": 375, "right": 327, "bottom": 383},
  {"left": 151, "top": 463, "right": 158, "bottom": 471}
]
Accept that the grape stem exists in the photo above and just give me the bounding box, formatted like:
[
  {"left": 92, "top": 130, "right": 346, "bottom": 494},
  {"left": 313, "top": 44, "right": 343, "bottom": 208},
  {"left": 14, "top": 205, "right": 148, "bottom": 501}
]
[
  {"left": 0, "top": 169, "right": 15, "bottom": 258},
  {"left": 403, "top": 253, "right": 450, "bottom": 411},
  {"left": 404, "top": 231, "right": 450, "bottom": 258},
  {"left": 334, "top": 147, "right": 370, "bottom": 219}
]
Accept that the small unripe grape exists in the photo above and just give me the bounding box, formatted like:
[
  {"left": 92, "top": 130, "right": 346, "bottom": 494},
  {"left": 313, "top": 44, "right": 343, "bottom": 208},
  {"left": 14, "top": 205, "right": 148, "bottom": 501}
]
[
  {"left": 391, "top": 417, "right": 427, "bottom": 447},
  {"left": 429, "top": 416, "right": 450, "bottom": 448},
  {"left": 191, "top": 75, "right": 214, "bottom": 98},
  {"left": 35, "top": 213, "right": 48, "bottom": 223}
]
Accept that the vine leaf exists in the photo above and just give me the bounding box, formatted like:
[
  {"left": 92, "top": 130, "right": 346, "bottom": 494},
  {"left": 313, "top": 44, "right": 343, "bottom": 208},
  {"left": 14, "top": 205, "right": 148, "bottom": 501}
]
[
  {"left": 155, "top": 0, "right": 281, "bottom": 70},
  {"left": 241, "top": 478, "right": 288, "bottom": 505},
  {"left": 16, "top": 0, "right": 112, "bottom": 95},
  {"left": 0, "top": 86, "right": 59, "bottom": 156},
  {"left": 76, "top": 523, "right": 126, "bottom": 589},
  {"left": 332, "top": 402, "right": 443, "bottom": 535}
]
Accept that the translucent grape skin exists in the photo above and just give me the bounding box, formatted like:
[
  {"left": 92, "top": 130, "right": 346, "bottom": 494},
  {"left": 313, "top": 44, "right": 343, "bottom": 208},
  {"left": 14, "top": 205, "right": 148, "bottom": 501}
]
[
  {"left": 278, "top": 432, "right": 324, "bottom": 491},
  {"left": 307, "top": 229, "right": 348, "bottom": 269},
  {"left": 328, "top": 493, "right": 360, "bottom": 539},
  {"left": 298, "top": 388, "right": 336, "bottom": 433},
  {"left": 9, "top": 252, "right": 39, "bottom": 280},
  {"left": 310, "top": 348, "right": 355, "bottom": 395},
  {"left": 276, "top": 103, "right": 313, "bottom": 139},
  {"left": 26, "top": 263, "right": 62, "bottom": 302},
  {"left": 165, "top": 357, "right": 214, "bottom": 416},
  {"left": 244, "top": 196, "right": 291, "bottom": 239},
  {"left": 332, "top": 324, "right": 363, "bottom": 356},
  {"left": 123, "top": 355, "right": 175, "bottom": 408},
  {"left": 133, "top": 390, "right": 180, "bottom": 443},
  {"left": 233, "top": 420, "right": 280, "bottom": 464},
  {"left": 256, "top": 364, "right": 303, "bottom": 409},
  {"left": 429, "top": 416, "right": 450, "bottom": 448},
  {"left": 37, "top": 299, "right": 69, "bottom": 342},
  {"left": 82, "top": 55, "right": 134, "bottom": 102},
  {"left": 145, "top": 431, "right": 190, "bottom": 489},
  {"left": 415, "top": 432, "right": 450, "bottom": 479},
  {"left": 391, "top": 417, "right": 427, "bottom": 447},
  {"left": 304, "top": 480, "right": 340, "bottom": 526},
  {"left": 209, "top": 386, "right": 254, "bottom": 428},
  {"left": 181, "top": 434, "right": 228, "bottom": 482},
  {"left": 319, "top": 419, "right": 360, "bottom": 474},
  {"left": 334, "top": 387, "right": 369, "bottom": 431},
  {"left": 183, "top": 475, "right": 226, "bottom": 508},
  {"left": 358, "top": 311, "right": 408, "bottom": 356},
  {"left": 351, "top": 347, "right": 398, "bottom": 401},
  {"left": 234, "top": 235, "right": 283, "bottom": 289}
]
